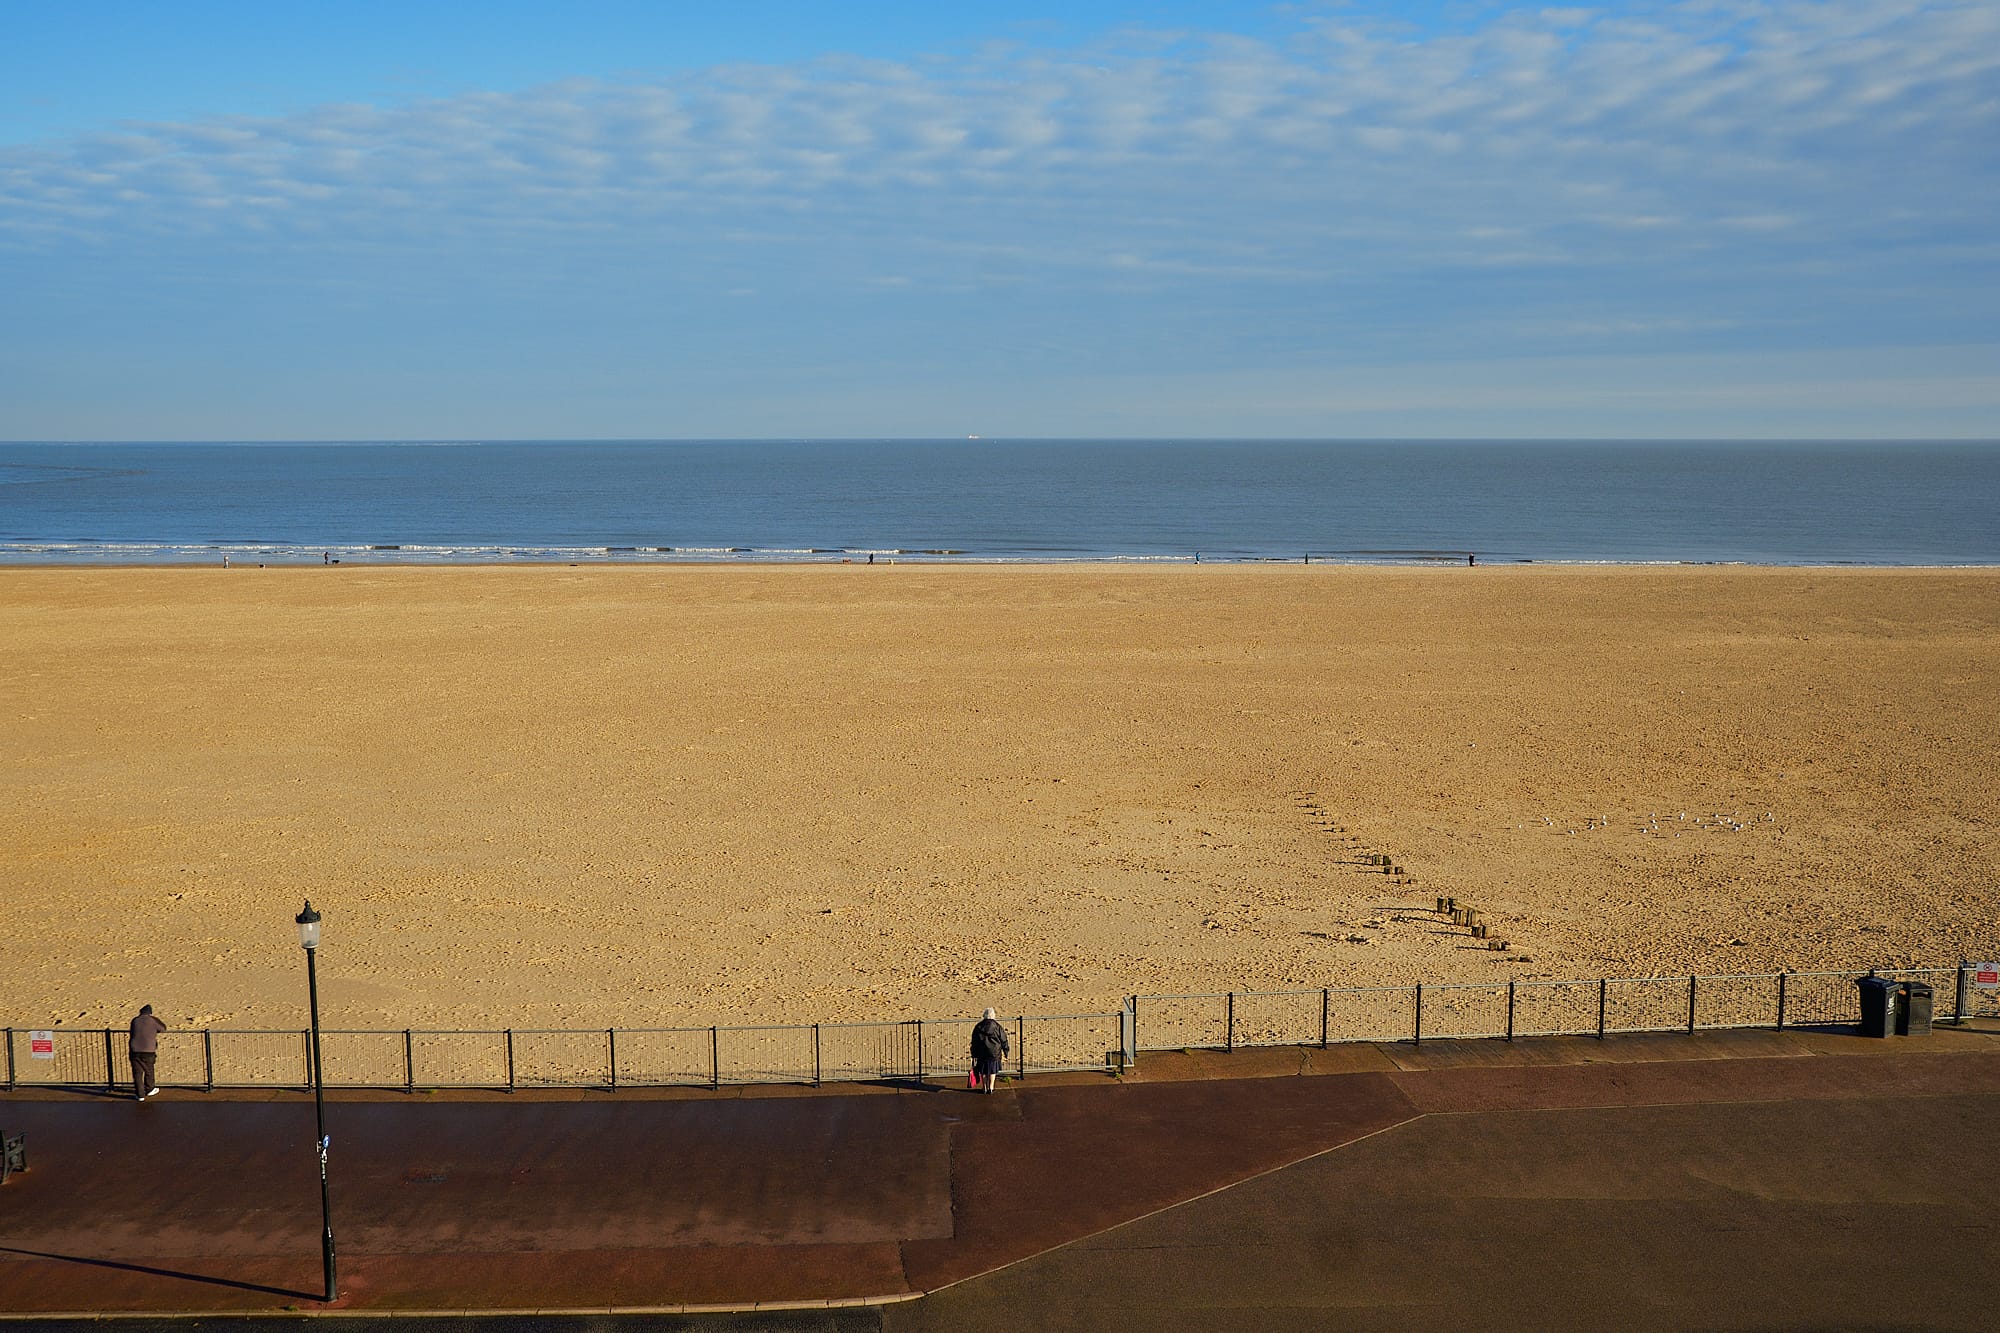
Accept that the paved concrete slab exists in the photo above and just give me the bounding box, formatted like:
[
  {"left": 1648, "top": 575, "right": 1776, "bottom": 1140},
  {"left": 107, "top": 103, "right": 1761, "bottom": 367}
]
[
  {"left": 1396, "top": 1048, "right": 2000, "bottom": 1115},
  {"left": 897, "top": 1073, "right": 1421, "bottom": 1291},
  {"left": 1, "top": 1023, "right": 1995, "bottom": 1320},
  {"left": 8, "top": 1097, "right": 954, "bottom": 1254},
  {"left": 0, "top": 1072, "right": 1418, "bottom": 1313},
  {"left": 886, "top": 1092, "right": 2000, "bottom": 1332}
]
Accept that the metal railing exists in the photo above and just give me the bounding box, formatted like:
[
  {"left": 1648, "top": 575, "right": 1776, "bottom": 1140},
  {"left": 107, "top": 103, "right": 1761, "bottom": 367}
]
[
  {"left": 2, "top": 1011, "right": 1124, "bottom": 1092},
  {"left": 6, "top": 962, "right": 1990, "bottom": 1093},
  {"left": 1132, "top": 966, "right": 1972, "bottom": 1053}
]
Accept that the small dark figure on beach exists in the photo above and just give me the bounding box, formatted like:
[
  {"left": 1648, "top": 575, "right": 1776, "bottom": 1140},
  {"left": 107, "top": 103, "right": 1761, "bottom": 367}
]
[
  {"left": 1468, "top": 552, "right": 1477, "bottom": 566},
  {"left": 970, "top": 1008, "right": 1009, "bottom": 1093},
  {"left": 129, "top": 1004, "right": 166, "bottom": 1100}
]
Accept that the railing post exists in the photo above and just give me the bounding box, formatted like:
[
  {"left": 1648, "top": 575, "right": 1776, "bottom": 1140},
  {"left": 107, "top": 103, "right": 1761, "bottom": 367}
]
[
  {"left": 1413, "top": 984, "right": 1423, "bottom": 1045},
  {"left": 505, "top": 1030, "right": 515, "bottom": 1091},
  {"left": 1597, "top": 979, "right": 1607, "bottom": 1039},
  {"left": 813, "top": 1024, "right": 822, "bottom": 1087},
  {"left": 1016, "top": 1016, "right": 1026, "bottom": 1081},
  {"left": 203, "top": 1029, "right": 214, "bottom": 1091},
  {"left": 1226, "top": 992, "right": 1235, "bottom": 1052},
  {"left": 1321, "top": 988, "right": 1330, "bottom": 1048},
  {"left": 608, "top": 1029, "right": 618, "bottom": 1091},
  {"left": 405, "top": 1030, "right": 414, "bottom": 1094},
  {"left": 4, "top": 1029, "right": 13, "bottom": 1090},
  {"left": 710, "top": 1026, "right": 720, "bottom": 1089},
  {"left": 1957, "top": 961, "right": 1972, "bottom": 1026},
  {"left": 104, "top": 1029, "right": 115, "bottom": 1091},
  {"left": 1776, "top": 972, "right": 1789, "bottom": 1030},
  {"left": 914, "top": 1019, "right": 924, "bottom": 1084},
  {"left": 1130, "top": 995, "right": 1140, "bottom": 1057},
  {"left": 1687, "top": 975, "right": 1698, "bottom": 1035},
  {"left": 1506, "top": 980, "right": 1516, "bottom": 1041},
  {"left": 1122, "top": 997, "right": 1137, "bottom": 1068}
]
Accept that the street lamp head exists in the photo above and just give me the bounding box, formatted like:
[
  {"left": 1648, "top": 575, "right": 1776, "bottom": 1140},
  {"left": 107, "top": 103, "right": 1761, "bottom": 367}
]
[{"left": 296, "top": 900, "right": 322, "bottom": 951}]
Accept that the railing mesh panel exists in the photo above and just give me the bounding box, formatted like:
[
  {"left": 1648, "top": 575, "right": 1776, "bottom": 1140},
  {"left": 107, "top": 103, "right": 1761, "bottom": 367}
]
[
  {"left": 1962, "top": 987, "right": 2000, "bottom": 1020},
  {"left": 1511, "top": 981, "right": 1600, "bottom": 1037},
  {"left": 1783, "top": 971, "right": 1869, "bottom": 1026},
  {"left": 1952, "top": 973, "right": 2000, "bottom": 1022},
  {"left": 605, "top": 1029, "right": 713, "bottom": 1086},
  {"left": 150, "top": 1031, "right": 209, "bottom": 1087},
  {"left": 508, "top": 1029, "right": 613, "bottom": 1087},
  {"left": 1692, "top": 974, "right": 1780, "bottom": 1030},
  {"left": 1422, "top": 984, "right": 1512, "bottom": 1040},
  {"left": 321, "top": 1030, "right": 409, "bottom": 1087},
  {"left": 1233, "top": 991, "right": 1324, "bottom": 1047},
  {"left": 1603, "top": 977, "right": 1692, "bottom": 1034},
  {"left": 1134, "top": 994, "right": 1228, "bottom": 1051},
  {"left": 816, "top": 1021, "right": 920, "bottom": 1083},
  {"left": 717, "top": 1026, "right": 819, "bottom": 1086},
  {"left": 408, "top": 1031, "right": 509, "bottom": 1087},
  {"left": 209, "top": 1030, "right": 309, "bottom": 1086},
  {"left": 1328, "top": 987, "right": 1417, "bottom": 1043},
  {"left": 1014, "top": 1014, "right": 1119, "bottom": 1072},
  {"left": 8, "top": 1029, "right": 112, "bottom": 1086}
]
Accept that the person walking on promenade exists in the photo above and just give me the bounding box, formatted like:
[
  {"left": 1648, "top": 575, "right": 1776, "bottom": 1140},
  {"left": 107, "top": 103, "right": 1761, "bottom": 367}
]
[
  {"left": 129, "top": 1004, "right": 166, "bottom": 1100},
  {"left": 970, "top": 1008, "right": 1010, "bottom": 1094}
]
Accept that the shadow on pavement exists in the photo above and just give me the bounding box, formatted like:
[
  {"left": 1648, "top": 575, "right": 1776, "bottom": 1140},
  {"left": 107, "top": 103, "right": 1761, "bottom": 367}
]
[{"left": 0, "top": 1247, "right": 319, "bottom": 1303}]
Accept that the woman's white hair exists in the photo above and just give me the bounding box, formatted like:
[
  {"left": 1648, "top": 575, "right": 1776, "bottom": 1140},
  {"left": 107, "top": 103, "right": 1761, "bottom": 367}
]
[{"left": 982, "top": 1007, "right": 997, "bottom": 1020}]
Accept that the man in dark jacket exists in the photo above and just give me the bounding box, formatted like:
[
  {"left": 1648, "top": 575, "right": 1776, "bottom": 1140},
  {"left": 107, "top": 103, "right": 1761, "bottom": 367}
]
[
  {"left": 970, "top": 1008, "right": 1010, "bottom": 1094},
  {"left": 129, "top": 1004, "right": 166, "bottom": 1100}
]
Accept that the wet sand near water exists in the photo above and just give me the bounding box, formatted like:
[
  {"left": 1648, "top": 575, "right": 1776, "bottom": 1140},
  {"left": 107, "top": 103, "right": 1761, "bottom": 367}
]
[{"left": 2, "top": 564, "right": 1994, "bottom": 1033}]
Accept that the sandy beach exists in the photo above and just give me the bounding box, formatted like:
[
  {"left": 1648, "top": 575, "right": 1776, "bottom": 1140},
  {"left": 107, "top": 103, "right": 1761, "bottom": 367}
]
[{"left": 2, "top": 564, "right": 1995, "bottom": 1035}]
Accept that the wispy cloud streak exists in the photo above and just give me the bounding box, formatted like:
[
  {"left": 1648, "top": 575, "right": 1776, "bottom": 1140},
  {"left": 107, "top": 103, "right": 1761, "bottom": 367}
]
[
  {"left": 3, "top": 0, "right": 1992, "bottom": 270},
  {"left": 1, "top": 0, "right": 1996, "bottom": 438}
]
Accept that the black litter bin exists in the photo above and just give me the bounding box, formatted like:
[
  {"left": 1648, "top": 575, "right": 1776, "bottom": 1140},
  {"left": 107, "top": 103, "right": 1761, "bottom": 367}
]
[
  {"left": 1898, "top": 981, "right": 1934, "bottom": 1036},
  {"left": 1857, "top": 973, "right": 1901, "bottom": 1038}
]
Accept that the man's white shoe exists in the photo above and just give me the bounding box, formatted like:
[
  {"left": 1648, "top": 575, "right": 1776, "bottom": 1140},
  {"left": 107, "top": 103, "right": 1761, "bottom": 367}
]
[{"left": 144, "top": 1088, "right": 159, "bottom": 1098}]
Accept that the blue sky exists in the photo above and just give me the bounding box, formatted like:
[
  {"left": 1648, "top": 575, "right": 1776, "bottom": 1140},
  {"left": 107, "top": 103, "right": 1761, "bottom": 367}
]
[{"left": 3, "top": 0, "right": 1996, "bottom": 439}]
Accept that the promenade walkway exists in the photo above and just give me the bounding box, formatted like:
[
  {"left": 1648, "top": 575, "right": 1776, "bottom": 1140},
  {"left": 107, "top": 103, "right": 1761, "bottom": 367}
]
[{"left": 3, "top": 1023, "right": 1997, "bottom": 1329}]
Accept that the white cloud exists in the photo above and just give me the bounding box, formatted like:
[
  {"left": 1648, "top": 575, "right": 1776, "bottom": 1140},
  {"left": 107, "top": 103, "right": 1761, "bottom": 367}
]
[
  {"left": 0, "top": 0, "right": 1987, "bottom": 268},
  {"left": 0, "top": 0, "right": 1995, "bottom": 439}
]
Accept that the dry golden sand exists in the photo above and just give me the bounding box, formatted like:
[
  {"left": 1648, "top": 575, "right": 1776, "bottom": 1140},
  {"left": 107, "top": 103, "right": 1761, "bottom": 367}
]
[{"left": 2, "top": 564, "right": 1995, "bottom": 1034}]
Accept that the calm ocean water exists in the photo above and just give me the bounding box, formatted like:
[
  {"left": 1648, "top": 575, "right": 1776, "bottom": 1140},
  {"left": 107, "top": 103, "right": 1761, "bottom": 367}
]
[{"left": 1, "top": 439, "right": 1996, "bottom": 565}]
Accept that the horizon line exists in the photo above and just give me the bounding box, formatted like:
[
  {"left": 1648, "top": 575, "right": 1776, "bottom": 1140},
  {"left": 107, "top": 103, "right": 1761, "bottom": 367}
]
[{"left": 8, "top": 435, "right": 2000, "bottom": 447}]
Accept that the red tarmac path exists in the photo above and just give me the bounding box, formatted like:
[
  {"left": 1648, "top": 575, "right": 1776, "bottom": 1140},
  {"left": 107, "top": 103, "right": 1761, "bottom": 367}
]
[{"left": 3, "top": 1024, "right": 1998, "bottom": 1326}]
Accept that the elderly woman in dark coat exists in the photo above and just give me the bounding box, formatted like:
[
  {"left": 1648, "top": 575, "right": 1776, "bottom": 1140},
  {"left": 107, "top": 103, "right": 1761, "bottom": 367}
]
[{"left": 970, "top": 1008, "right": 1010, "bottom": 1093}]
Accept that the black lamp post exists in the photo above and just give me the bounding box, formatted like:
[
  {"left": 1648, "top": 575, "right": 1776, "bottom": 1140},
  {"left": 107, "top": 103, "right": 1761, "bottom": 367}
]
[{"left": 296, "top": 900, "right": 337, "bottom": 1303}]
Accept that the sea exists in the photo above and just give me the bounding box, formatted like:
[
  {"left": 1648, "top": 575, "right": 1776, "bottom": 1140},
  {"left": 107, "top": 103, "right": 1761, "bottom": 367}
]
[{"left": 2, "top": 439, "right": 1997, "bottom": 566}]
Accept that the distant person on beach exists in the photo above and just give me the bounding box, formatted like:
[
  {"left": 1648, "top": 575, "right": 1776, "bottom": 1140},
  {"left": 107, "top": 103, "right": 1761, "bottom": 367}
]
[
  {"left": 970, "top": 1008, "right": 1009, "bottom": 1093},
  {"left": 129, "top": 1004, "right": 166, "bottom": 1100}
]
